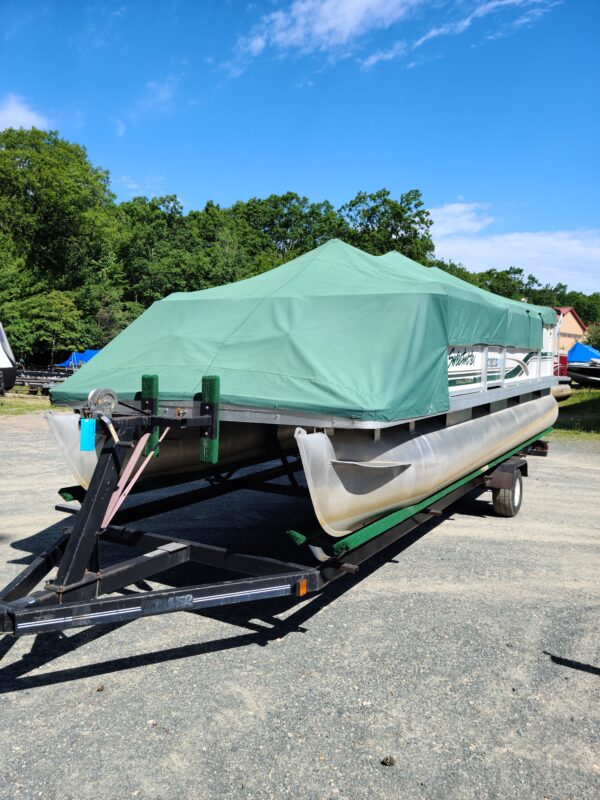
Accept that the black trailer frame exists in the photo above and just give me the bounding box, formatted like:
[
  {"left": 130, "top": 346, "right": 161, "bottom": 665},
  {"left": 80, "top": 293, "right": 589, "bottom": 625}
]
[{"left": 0, "top": 389, "right": 550, "bottom": 638}]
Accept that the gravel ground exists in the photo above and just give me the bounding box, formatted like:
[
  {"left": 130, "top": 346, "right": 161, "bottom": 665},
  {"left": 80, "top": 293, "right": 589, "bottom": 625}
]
[{"left": 0, "top": 414, "right": 598, "bottom": 800}]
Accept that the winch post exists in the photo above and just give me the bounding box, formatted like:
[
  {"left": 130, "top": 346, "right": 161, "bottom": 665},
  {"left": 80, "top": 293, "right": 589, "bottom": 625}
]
[{"left": 49, "top": 429, "right": 133, "bottom": 590}]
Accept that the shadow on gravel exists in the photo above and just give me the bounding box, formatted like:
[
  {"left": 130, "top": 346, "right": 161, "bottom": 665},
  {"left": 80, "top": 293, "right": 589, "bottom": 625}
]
[
  {"left": 0, "top": 517, "right": 445, "bottom": 694},
  {"left": 543, "top": 651, "right": 600, "bottom": 677},
  {"left": 4, "top": 519, "right": 66, "bottom": 564},
  {"left": 0, "top": 474, "right": 499, "bottom": 694},
  {"left": 449, "top": 494, "right": 496, "bottom": 518}
]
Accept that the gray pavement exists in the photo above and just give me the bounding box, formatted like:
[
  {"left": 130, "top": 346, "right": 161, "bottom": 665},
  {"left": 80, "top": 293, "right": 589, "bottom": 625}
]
[{"left": 0, "top": 413, "right": 598, "bottom": 800}]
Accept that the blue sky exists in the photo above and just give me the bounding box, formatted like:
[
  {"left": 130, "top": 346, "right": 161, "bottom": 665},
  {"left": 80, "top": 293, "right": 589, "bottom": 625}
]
[{"left": 1, "top": 0, "right": 598, "bottom": 292}]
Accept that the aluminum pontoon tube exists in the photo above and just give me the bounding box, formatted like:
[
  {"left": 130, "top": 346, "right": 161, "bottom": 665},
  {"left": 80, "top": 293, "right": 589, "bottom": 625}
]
[
  {"left": 295, "top": 394, "right": 558, "bottom": 537},
  {"left": 46, "top": 413, "right": 297, "bottom": 489}
]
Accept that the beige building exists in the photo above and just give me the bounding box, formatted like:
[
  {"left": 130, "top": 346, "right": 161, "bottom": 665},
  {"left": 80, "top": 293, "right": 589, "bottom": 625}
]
[{"left": 554, "top": 306, "right": 588, "bottom": 353}]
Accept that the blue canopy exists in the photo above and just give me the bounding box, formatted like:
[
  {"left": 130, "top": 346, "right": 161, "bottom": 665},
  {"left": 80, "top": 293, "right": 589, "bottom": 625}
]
[
  {"left": 56, "top": 349, "right": 100, "bottom": 368},
  {"left": 568, "top": 342, "right": 600, "bottom": 363}
]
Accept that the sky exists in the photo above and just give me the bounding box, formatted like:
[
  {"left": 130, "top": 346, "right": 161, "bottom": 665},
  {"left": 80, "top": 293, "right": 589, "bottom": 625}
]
[{"left": 0, "top": 0, "right": 599, "bottom": 292}]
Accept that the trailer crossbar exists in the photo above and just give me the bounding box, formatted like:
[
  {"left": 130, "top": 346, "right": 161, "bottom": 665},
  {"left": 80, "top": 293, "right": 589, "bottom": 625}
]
[{"left": 6, "top": 573, "right": 314, "bottom": 636}]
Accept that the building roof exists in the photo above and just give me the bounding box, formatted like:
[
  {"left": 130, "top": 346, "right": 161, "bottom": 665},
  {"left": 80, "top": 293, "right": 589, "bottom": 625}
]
[{"left": 553, "top": 306, "right": 588, "bottom": 331}]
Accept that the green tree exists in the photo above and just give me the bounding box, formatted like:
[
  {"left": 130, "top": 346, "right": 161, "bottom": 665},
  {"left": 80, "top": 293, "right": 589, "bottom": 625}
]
[
  {"left": 428, "top": 257, "right": 480, "bottom": 285},
  {"left": 587, "top": 323, "right": 600, "bottom": 350},
  {"left": 2, "top": 290, "right": 86, "bottom": 363},
  {"left": 473, "top": 266, "right": 528, "bottom": 299},
  {"left": 339, "top": 188, "right": 434, "bottom": 263},
  {"left": 0, "top": 232, "right": 28, "bottom": 304},
  {"left": 559, "top": 291, "right": 600, "bottom": 325},
  {"left": 1, "top": 126, "right": 598, "bottom": 361},
  {"left": 233, "top": 192, "right": 347, "bottom": 261},
  {"left": 0, "top": 128, "right": 115, "bottom": 287},
  {"left": 208, "top": 222, "right": 248, "bottom": 285},
  {"left": 117, "top": 195, "right": 205, "bottom": 303}
]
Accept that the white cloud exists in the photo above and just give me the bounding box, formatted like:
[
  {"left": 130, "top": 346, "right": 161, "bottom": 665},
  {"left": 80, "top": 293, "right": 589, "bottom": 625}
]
[
  {"left": 361, "top": 40, "right": 406, "bottom": 69},
  {"left": 238, "top": 0, "right": 423, "bottom": 58},
  {"left": 232, "top": 0, "right": 559, "bottom": 73},
  {"left": 0, "top": 93, "right": 48, "bottom": 130},
  {"left": 2, "top": 9, "right": 35, "bottom": 41},
  {"left": 127, "top": 76, "right": 180, "bottom": 120},
  {"left": 117, "top": 173, "right": 165, "bottom": 197},
  {"left": 485, "top": 0, "right": 560, "bottom": 41},
  {"left": 137, "top": 76, "right": 179, "bottom": 113},
  {"left": 246, "top": 34, "right": 267, "bottom": 56},
  {"left": 69, "top": 4, "right": 128, "bottom": 55},
  {"left": 430, "top": 202, "right": 600, "bottom": 293},
  {"left": 119, "top": 175, "right": 141, "bottom": 192},
  {"left": 220, "top": 59, "right": 245, "bottom": 79},
  {"left": 414, "top": 0, "right": 555, "bottom": 49},
  {"left": 114, "top": 118, "right": 126, "bottom": 136},
  {"left": 429, "top": 202, "right": 495, "bottom": 237}
]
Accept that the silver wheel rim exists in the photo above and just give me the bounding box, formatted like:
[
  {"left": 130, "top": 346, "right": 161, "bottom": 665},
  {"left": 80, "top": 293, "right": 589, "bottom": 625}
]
[{"left": 514, "top": 476, "right": 521, "bottom": 506}]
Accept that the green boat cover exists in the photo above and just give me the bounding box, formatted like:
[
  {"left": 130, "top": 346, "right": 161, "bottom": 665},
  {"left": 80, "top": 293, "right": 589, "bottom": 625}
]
[{"left": 52, "top": 240, "right": 556, "bottom": 421}]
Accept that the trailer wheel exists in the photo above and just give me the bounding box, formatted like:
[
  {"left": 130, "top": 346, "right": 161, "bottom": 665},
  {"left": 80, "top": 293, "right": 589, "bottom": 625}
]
[{"left": 492, "top": 469, "right": 523, "bottom": 517}]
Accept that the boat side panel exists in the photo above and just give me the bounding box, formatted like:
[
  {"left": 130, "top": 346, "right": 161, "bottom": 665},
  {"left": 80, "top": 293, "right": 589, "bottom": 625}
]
[{"left": 46, "top": 413, "right": 297, "bottom": 489}]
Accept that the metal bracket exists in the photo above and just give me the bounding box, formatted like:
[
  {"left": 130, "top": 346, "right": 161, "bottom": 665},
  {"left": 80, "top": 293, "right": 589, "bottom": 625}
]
[
  {"left": 526, "top": 440, "right": 550, "bottom": 457},
  {"left": 484, "top": 457, "right": 528, "bottom": 489}
]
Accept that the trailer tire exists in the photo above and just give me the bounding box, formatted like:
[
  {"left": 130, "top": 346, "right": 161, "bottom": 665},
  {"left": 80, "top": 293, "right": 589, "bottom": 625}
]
[{"left": 492, "top": 469, "right": 523, "bottom": 517}]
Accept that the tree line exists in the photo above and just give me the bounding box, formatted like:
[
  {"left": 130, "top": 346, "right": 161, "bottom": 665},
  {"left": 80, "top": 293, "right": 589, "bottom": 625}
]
[{"left": 1, "top": 128, "right": 598, "bottom": 364}]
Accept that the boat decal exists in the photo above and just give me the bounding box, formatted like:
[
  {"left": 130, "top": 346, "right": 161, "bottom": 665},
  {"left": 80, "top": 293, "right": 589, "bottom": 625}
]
[
  {"left": 448, "top": 376, "right": 481, "bottom": 386},
  {"left": 504, "top": 351, "right": 536, "bottom": 380},
  {"left": 448, "top": 350, "right": 545, "bottom": 387},
  {"left": 448, "top": 348, "right": 476, "bottom": 367}
]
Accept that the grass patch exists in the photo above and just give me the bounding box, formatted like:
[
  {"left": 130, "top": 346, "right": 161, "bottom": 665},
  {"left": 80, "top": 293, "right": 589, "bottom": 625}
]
[
  {"left": 555, "top": 387, "right": 600, "bottom": 434},
  {"left": 551, "top": 428, "right": 600, "bottom": 441},
  {"left": 0, "top": 391, "right": 51, "bottom": 415},
  {"left": 10, "top": 384, "right": 39, "bottom": 395}
]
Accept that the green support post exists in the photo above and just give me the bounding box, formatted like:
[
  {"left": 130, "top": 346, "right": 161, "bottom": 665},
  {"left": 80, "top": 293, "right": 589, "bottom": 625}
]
[
  {"left": 199, "top": 374, "right": 220, "bottom": 464},
  {"left": 285, "top": 529, "right": 322, "bottom": 547},
  {"left": 141, "top": 374, "right": 160, "bottom": 458}
]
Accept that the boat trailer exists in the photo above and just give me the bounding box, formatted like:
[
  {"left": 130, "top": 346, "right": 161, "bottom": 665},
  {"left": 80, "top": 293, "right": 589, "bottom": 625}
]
[{"left": 0, "top": 375, "right": 551, "bottom": 639}]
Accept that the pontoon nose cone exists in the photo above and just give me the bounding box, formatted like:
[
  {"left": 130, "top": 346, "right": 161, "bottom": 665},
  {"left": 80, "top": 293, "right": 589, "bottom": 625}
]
[{"left": 45, "top": 412, "right": 100, "bottom": 489}]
